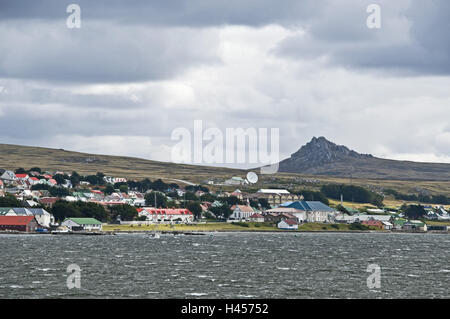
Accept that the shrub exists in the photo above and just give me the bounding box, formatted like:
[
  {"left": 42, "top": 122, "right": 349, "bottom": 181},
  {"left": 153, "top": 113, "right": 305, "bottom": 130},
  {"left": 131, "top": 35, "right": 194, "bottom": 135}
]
[{"left": 232, "top": 222, "right": 249, "bottom": 228}]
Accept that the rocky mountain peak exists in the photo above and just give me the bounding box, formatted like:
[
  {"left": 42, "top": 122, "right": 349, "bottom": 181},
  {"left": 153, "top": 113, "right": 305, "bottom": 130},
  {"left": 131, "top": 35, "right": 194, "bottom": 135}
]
[{"left": 282, "top": 137, "right": 373, "bottom": 169}]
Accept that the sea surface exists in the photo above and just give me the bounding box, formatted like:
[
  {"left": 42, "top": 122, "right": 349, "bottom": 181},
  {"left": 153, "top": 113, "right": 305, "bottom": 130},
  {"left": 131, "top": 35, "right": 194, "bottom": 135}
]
[{"left": 0, "top": 232, "right": 448, "bottom": 298}]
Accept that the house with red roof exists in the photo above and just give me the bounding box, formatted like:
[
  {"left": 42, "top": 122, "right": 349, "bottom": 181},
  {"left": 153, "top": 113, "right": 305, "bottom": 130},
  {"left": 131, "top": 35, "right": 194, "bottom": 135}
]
[
  {"left": 249, "top": 213, "right": 265, "bottom": 222},
  {"left": 0, "top": 216, "right": 38, "bottom": 232},
  {"left": 28, "top": 177, "right": 40, "bottom": 185},
  {"left": 138, "top": 207, "right": 194, "bottom": 224},
  {"left": 15, "top": 173, "right": 29, "bottom": 180},
  {"left": 362, "top": 219, "right": 384, "bottom": 230},
  {"left": 40, "top": 197, "right": 59, "bottom": 207},
  {"left": 277, "top": 218, "right": 298, "bottom": 230}
]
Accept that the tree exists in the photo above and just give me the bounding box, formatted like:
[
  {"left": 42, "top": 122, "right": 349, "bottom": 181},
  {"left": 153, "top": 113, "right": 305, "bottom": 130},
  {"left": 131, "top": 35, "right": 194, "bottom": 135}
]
[
  {"left": 144, "top": 192, "right": 167, "bottom": 208},
  {"left": 86, "top": 175, "right": 100, "bottom": 185},
  {"left": 249, "top": 199, "right": 260, "bottom": 208},
  {"left": 48, "top": 186, "right": 70, "bottom": 197},
  {"left": 184, "top": 192, "right": 199, "bottom": 201},
  {"left": 141, "top": 178, "right": 152, "bottom": 192},
  {"left": 321, "top": 184, "right": 383, "bottom": 206},
  {"left": 210, "top": 205, "right": 232, "bottom": 220},
  {"left": 258, "top": 198, "right": 271, "bottom": 209},
  {"left": 151, "top": 179, "right": 169, "bottom": 191},
  {"left": 53, "top": 174, "right": 66, "bottom": 185},
  {"left": 29, "top": 167, "right": 42, "bottom": 173},
  {"left": 403, "top": 205, "right": 426, "bottom": 220},
  {"left": 51, "top": 200, "right": 82, "bottom": 221},
  {"left": 96, "top": 172, "right": 106, "bottom": 185},
  {"left": 109, "top": 204, "right": 138, "bottom": 221},
  {"left": 221, "top": 196, "right": 241, "bottom": 206},
  {"left": 104, "top": 185, "right": 115, "bottom": 195},
  {"left": 15, "top": 168, "right": 27, "bottom": 174},
  {"left": 70, "top": 171, "right": 81, "bottom": 186},
  {"left": 119, "top": 185, "right": 129, "bottom": 194},
  {"left": 76, "top": 202, "right": 108, "bottom": 221},
  {"left": 200, "top": 193, "right": 216, "bottom": 202},
  {"left": 186, "top": 202, "right": 202, "bottom": 220},
  {"left": 186, "top": 185, "right": 209, "bottom": 193},
  {"left": 0, "top": 194, "right": 24, "bottom": 207}
]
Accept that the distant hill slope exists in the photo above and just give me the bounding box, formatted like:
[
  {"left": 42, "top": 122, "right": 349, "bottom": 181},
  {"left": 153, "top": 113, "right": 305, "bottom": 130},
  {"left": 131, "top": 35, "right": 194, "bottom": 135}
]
[
  {"left": 0, "top": 143, "right": 242, "bottom": 184},
  {"left": 278, "top": 137, "right": 450, "bottom": 181}
]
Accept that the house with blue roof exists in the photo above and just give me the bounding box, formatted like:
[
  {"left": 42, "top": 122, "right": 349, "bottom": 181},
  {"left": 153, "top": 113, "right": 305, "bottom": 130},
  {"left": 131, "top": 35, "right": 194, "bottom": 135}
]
[{"left": 279, "top": 201, "right": 336, "bottom": 223}]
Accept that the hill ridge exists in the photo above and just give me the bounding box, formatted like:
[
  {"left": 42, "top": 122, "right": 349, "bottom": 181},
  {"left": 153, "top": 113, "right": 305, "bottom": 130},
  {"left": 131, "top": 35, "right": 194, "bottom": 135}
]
[{"left": 277, "top": 137, "right": 450, "bottom": 181}]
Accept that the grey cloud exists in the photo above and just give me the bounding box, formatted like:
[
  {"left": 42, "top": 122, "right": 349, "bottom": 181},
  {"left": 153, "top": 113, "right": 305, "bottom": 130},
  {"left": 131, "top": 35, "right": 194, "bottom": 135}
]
[
  {"left": 0, "top": 0, "right": 321, "bottom": 27},
  {"left": 275, "top": 0, "right": 450, "bottom": 75},
  {"left": 0, "top": 21, "right": 220, "bottom": 83}
]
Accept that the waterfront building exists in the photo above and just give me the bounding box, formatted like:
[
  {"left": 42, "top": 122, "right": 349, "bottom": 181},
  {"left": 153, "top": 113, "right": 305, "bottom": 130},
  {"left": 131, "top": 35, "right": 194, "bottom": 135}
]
[
  {"left": 0, "top": 216, "right": 38, "bottom": 232},
  {"left": 277, "top": 219, "right": 298, "bottom": 230},
  {"left": 138, "top": 208, "right": 194, "bottom": 224},
  {"left": 229, "top": 205, "right": 255, "bottom": 220},
  {"left": 265, "top": 207, "right": 307, "bottom": 222},
  {"left": 280, "top": 201, "right": 336, "bottom": 223},
  {"left": 61, "top": 218, "right": 103, "bottom": 231}
]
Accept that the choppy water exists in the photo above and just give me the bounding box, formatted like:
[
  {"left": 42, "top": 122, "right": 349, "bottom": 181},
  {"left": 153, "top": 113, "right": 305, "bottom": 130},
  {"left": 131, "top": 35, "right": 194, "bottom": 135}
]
[{"left": 0, "top": 232, "right": 448, "bottom": 298}]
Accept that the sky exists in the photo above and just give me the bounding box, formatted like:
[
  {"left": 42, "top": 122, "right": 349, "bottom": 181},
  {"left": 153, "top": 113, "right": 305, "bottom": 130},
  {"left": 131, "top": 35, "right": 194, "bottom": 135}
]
[{"left": 0, "top": 0, "right": 449, "bottom": 169}]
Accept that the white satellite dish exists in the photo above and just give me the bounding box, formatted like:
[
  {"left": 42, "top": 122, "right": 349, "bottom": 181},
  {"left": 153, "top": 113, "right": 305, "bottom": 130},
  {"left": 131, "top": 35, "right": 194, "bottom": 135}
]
[{"left": 246, "top": 171, "right": 258, "bottom": 184}]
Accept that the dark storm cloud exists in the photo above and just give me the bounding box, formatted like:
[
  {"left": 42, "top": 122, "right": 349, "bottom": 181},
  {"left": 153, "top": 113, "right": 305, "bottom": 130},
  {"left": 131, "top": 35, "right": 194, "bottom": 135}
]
[
  {"left": 276, "top": 0, "right": 450, "bottom": 75},
  {"left": 0, "top": 0, "right": 448, "bottom": 84},
  {"left": 0, "top": 20, "right": 221, "bottom": 83},
  {"left": 0, "top": 0, "right": 321, "bottom": 26}
]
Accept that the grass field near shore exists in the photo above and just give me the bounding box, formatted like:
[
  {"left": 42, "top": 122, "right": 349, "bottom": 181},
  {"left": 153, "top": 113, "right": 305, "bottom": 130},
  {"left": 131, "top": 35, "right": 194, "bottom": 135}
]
[{"left": 102, "top": 222, "right": 378, "bottom": 232}]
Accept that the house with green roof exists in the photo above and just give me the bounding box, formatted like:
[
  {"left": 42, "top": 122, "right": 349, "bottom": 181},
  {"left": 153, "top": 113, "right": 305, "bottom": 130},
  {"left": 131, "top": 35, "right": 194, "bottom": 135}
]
[
  {"left": 342, "top": 206, "right": 359, "bottom": 215},
  {"left": 402, "top": 220, "right": 427, "bottom": 232},
  {"left": 61, "top": 217, "right": 103, "bottom": 231},
  {"left": 392, "top": 218, "right": 407, "bottom": 230}
]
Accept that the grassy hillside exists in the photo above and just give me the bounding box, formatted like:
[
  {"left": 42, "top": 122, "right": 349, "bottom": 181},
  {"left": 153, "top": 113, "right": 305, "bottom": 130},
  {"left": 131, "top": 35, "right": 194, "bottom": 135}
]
[
  {"left": 0, "top": 143, "right": 242, "bottom": 184},
  {"left": 0, "top": 143, "right": 449, "bottom": 196}
]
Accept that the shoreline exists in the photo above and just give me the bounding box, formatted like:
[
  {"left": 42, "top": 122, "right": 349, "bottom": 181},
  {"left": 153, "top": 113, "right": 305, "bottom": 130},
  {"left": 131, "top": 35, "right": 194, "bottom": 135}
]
[{"left": 1, "top": 229, "right": 447, "bottom": 235}]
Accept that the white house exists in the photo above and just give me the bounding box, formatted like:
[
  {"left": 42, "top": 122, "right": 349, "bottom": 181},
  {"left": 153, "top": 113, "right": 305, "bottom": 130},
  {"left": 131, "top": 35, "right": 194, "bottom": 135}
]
[
  {"left": 27, "top": 208, "right": 55, "bottom": 228},
  {"left": 278, "top": 219, "right": 298, "bottom": 230},
  {"left": 0, "top": 207, "right": 55, "bottom": 228},
  {"left": 382, "top": 221, "right": 393, "bottom": 230},
  {"left": 334, "top": 214, "right": 392, "bottom": 224},
  {"left": 229, "top": 205, "right": 255, "bottom": 220},
  {"left": 138, "top": 208, "right": 194, "bottom": 224},
  {"left": 266, "top": 207, "right": 307, "bottom": 222},
  {"left": 224, "top": 177, "right": 246, "bottom": 185},
  {"left": 0, "top": 170, "right": 17, "bottom": 181},
  {"left": 279, "top": 201, "right": 336, "bottom": 223},
  {"left": 61, "top": 218, "right": 103, "bottom": 231}
]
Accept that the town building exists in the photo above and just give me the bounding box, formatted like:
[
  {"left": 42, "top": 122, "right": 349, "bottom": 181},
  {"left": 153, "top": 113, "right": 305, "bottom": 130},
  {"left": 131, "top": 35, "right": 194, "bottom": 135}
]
[
  {"left": 264, "top": 212, "right": 298, "bottom": 224},
  {"left": 265, "top": 207, "right": 306, "bottom": 222},
  {"left": 224, "top": 176, "right": 247, "bottom": 185},
  {"left": 334, "top": 214, "right": 392, "bottom": 224},
  {"left": 138, "top": 208, "right": 194, "bottom": 224},
  {"left": 248, "top": 189, "right": 301, "bottom": 207},
  {"left": 61, "top": 218, "right": 103, "bottom": 231},
  {"left": 277, "top": 219, "right": 298, "bottom": 230},
  {"left": 229, "top": 205, "right": 255, "bottom": 220},
  {"left": 362, "top": 219, "right": 384, "bottom": 229},
  {"left": 0, "top": 216, "right": 38, "bottom": 232},
  {"left": 249, "top": 213, "right": 265, "bottom": 222},
  {"left": 402, "top": 221, "right": 427, "bottom": 232},
  {"left": 280, "top": 201, "right": 336, "bottom": 222}
]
